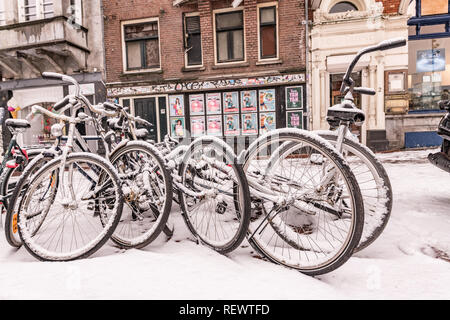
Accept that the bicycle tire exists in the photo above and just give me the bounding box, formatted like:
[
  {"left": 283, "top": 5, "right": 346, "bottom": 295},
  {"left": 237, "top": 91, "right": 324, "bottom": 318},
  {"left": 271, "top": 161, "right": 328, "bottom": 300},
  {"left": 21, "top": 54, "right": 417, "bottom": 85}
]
[
  {"left": 12, "top": 153, "right": 123, "bottom": 261},
  {"left": 242, "top": 129, "right": 364, "bottom": 276},
  {"left": 2, "top": 151, "right": 52, "bottom": 248},
  {"left": 108, "top": 141, "right": 173, "bottom": 249},
  {"left": 178, "top": 137, "right": 251, "bottom": 254},
  {"left": 318, "top": 133, "right": 393, "bottom": 252}
]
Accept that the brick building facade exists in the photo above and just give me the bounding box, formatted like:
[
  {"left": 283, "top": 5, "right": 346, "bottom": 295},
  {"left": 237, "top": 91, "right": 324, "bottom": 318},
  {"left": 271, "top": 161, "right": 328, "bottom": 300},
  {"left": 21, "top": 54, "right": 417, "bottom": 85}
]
[{"left": 103, "top": 0, "right": 307, "bottom": 147}]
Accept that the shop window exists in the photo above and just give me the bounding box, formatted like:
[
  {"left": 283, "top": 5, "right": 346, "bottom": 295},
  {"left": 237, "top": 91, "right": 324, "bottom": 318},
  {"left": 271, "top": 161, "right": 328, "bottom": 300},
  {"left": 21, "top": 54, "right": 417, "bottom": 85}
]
[
  {"left": 259, "top": 6, "right": 277, "bottom": 60},
  {"left": 0, "top": 0, "right": 5, "bottom": 25},
  {"left": 19, "top": 0, "right": 54, "bottom": 22},
  {"left": 329, "top": 1, "right": 358, "bottom": 13},
  {"left": 124, "top": 20, "right": 160, "bottom": 71},
  {"left": 216, "top": 10, "right": 244, "bottom": 63},
  {"left": 421, "top": 0, "right": 448, "bottom": 16},
  {"left": 184, "top": 14, "right": 202, "bottom": 66},
  {"left": 408, "top": 38, "right": 450, "bottom": 112}
]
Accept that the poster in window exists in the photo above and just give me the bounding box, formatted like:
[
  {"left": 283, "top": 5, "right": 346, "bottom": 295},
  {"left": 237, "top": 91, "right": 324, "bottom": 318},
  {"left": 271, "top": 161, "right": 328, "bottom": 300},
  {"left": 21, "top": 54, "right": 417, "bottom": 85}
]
[
  {"left": 286, "top": 111, "right": 303, "bottom": 129},
  {"left": 224, "top": 114, "right": 240, "bottom": 136},
  {"left": 189, "top": 94, "right": 204, "bottom": 115},
  {"left": 207, "top": 115, "right": 222, "bottom": 136},
  {"left": 206, "top": 93, "right": 222, "bottom": 114},
  {"left": 286, "top": 86, "right": 303, "bottom": 109},
  {"left": 190, "top": 116, "right": 205, "bottom": 137},
  {"left": 241, "top": 113, "right": 258, "bottom": 135},
  {"left": 416, "top": 49, "right": 446, "bottom": 73},
  {"left": 260, "top": 112, "right": 276, "bottom": 134},
  {"left": 170, "top": 117, "right": 186, "bottom": 137},
  {"left": 240, "top": 90, "right": 257, "bottom": 112},
  {"left": 223, "top": 91, "right": 239, "bottom": 113},
  {"left": 169, "top": 95, "right": 185, "bottom": 116},
  {"left": 259, "top": 89, "right": 276, "bottom": 111}
]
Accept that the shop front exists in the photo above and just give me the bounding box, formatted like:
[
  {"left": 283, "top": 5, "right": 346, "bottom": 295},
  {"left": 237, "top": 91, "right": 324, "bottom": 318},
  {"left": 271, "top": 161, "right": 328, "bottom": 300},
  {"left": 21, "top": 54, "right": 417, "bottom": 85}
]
[
  {"left": 110, "top": 73, "right": 306, "bottom": 154},
  {"left": 386, "top": 0, "right": 450, "bottom": 149}
]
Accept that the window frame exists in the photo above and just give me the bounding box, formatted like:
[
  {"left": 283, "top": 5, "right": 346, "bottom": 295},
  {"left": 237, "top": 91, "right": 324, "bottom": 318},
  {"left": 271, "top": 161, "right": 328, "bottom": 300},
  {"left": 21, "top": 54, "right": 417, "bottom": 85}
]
[
  {"left": 18, "top": 0, "right": 54, "bottom": 22},
  {"left": 0, "top": 0, "right": 6, "bottom": 26},
  {"left": 213, "top": 7, "right": 246, "bottom": 65},
  {"left": 183, "top": 12, "right": 203, "bottom": 68},
  {"left": 121, "top": 17, "right": 162, "bottom": 74},
  {"left": 329, "top": 1, "right": 359, "bottom": 14},
  {"left": 257, "top": 2, "right": 279, "bottom": 61},
  {"left": 69, "top": 0, "right": 83, "bottom": 26}
]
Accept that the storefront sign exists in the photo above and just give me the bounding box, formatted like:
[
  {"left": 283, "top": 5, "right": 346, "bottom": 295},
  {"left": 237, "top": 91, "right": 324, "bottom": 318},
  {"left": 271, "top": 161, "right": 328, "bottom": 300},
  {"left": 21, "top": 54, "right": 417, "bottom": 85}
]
[
  {"left": 169, "top": 95, "right": 185, "bottom": 116},
  {"left": 223, "top": 91, "right": 239, "bottom": 113},
  {"left": 189, "top": 94, "right": 205, "bottom": 116},
  {"left": 207, "top": 115, "right": 222, "bottom": 136},
  {"left": 241, "top": 90, "right": 257, "bottom": 112},
  {"left": 107, "top": 73, "right": 305, "bottom": 97},
  {"left": 242, "top": 113, "right": 258, "bottom": 135},
  {"left": 417, "top": 49, "right": 446, "bottom": 73},
  {"left": 286, "top": 111, "right": 303, "bottom": 129},
  {"left": 206, "top": 93, "right": 222, "bottom": 114},
  {"left": 224, "top": 114, "right": 240, "bottom": 136},
  {"left": 259, "top": 89, "right": 276, "bottom": 111},
  {"left": 260, "top": 112, "right": 276, "bottom": 134},
  {"left": 286, "top": 86, "right": 303, "bottom": 109}
]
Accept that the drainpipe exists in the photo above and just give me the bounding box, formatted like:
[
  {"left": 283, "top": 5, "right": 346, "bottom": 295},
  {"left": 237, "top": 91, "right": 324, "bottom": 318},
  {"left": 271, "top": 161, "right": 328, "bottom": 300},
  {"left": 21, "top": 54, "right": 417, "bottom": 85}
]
[{"left": 304, "top": 0, "right": 312, "bottom": 130}]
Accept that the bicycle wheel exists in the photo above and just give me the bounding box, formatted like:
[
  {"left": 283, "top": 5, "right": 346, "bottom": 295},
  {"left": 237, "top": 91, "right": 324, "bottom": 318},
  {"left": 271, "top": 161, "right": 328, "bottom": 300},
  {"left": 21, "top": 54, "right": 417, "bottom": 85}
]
[
  {"left": 108, "top": 141, "right": 172, "bottom": 249},
  {"left": 242, "top": 129, "right": 364, "bottom": 276},
  {"left": 317, "top": 133, "right": 393, "bottom": 252},
  {"left": 178, "top": 137, "right": 251, "bottom": 254},
  {"left": 13, "top": 153, "right": 123, "bottom": 261},
  {"left": 2, "top": 151, "right": 51, "bottom": 248}
]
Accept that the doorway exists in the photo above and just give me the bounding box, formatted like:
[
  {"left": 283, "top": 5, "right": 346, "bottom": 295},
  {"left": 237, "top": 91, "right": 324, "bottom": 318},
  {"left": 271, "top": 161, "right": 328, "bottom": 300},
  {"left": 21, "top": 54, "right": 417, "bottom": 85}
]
[{"left": 132, "top": 96, "right": 168, "bottom": 142}]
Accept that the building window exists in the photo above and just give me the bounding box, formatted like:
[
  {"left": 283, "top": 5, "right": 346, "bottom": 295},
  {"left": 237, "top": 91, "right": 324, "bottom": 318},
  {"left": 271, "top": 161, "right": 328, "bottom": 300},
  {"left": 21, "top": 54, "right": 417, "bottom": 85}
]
[
  {"left": 259, "top": 6, "right": 277, "bottom": 59},
  {"left": 124, "top": 20, "right": 160, "bottom": 71},
  {"left": 184, "top": 14, "right": 202, "bottom": 66},
  {"left": 420, "top": 0, "right": 448, "bottom": 16},
  {"left": 329, "top": 1, "right": 358, "bottom": 13},
  {"left": 19, "top": 0, "right": 54, "bottom": 22},
  {"left": 69, "top": 0, "right": 82, "bottom": 25},
  {"left": 215, "top": 10, "right": 244, "bottom": 63},
  {"left": 0, "top": 0, "right": 5, "bottom": 25}
]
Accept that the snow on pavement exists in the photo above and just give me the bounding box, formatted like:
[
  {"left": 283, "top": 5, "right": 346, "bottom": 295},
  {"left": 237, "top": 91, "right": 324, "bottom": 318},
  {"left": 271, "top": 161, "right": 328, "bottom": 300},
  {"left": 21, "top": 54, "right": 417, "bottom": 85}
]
[{"left": 0, "top": 148, "right": 449, "bottom": 299}]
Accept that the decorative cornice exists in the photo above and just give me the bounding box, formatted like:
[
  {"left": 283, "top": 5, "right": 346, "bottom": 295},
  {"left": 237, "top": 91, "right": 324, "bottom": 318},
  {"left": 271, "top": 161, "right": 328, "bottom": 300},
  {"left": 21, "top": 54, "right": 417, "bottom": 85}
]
[{"left": 314, "top": 2, "right": 383, "bottom": 24}]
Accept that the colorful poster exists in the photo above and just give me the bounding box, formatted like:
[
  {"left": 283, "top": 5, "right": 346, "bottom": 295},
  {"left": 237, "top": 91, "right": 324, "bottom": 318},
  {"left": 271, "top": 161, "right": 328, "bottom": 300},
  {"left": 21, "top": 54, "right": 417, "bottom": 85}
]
[
  {"left": 286, "top": 86, "right": 303, "bottom": 109},
  {"left": 189, "top": 94, "right": 204, "bottom": 115},
  {"left": 206, "top": 93, "right": 222, "bottom": 114},
  {"left": 286, "top": 111, "right": 303, "bottom": 129},
  {"left": 190, "top": 117, "right": 205, "bottom": 137},
  {"left": 241, "top": 113, "right": 258, "bottom": 135},
  {"left": 240, "top": 90, "right": 257, "bottom": 112},
  {"left": 259, "top": 89, "right": 276, "bottom": 111},
  {"left": 170, "top": 117, "right": 186, "bottom": 137},
  {"left": 260, "top": 112, "right": 276, "bottom": 134},
  {"left": 207, "top": 115, "right": 222, "bottom": 136},
  {"left": 169, "top": 95, "right": 185, "bottom": 116},
  {"left": 224, "top": 114, "right": 240, "bottom": 136},
  {"left": 223, "top": 91, "right": 239, "bottom": 113}
]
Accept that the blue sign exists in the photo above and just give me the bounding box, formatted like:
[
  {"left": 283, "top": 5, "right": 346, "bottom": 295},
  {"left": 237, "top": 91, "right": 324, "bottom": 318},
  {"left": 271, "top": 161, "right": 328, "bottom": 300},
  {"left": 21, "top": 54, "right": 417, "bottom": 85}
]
[{"left": 417, "top": 49, "right": 446, "bottom": 73}]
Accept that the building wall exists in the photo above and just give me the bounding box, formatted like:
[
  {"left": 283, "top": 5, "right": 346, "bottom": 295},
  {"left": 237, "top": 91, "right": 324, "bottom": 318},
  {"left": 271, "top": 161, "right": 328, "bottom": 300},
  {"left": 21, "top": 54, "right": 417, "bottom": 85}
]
[
  {"left": 309, "top": 0, "right": 409, "bottom": 150},
  {"left": 103, "top": 0, "right": 306, "bottom": 85}
]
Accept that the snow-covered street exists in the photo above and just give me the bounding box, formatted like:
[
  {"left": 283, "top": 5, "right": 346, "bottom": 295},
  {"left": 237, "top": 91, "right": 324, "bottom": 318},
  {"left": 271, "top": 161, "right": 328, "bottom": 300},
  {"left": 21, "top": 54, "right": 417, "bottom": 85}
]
[{"left": 0, "top": 148, "right": 449, "bottom": 300}]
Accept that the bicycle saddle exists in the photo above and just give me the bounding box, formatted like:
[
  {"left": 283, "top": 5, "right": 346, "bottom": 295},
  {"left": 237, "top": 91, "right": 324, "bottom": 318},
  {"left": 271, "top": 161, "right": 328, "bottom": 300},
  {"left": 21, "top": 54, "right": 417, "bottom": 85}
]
[{"left": 5, "top": 119, "right": 31, "bottom": 129}]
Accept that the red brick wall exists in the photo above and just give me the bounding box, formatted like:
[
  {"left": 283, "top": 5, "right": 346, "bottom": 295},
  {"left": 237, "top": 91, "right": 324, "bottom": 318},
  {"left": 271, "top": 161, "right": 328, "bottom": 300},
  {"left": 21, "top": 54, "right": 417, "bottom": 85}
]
[
  {"left": 376, "top": 0, "right": 402, "bottom": 14},
  {"left": 102, "top": 0, "right": 306, "bottom": 85}
]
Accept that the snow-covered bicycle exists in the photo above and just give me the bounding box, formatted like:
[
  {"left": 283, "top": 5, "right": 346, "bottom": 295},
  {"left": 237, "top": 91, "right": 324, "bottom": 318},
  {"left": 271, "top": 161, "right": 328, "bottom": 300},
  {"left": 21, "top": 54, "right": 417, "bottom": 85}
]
[{"left": 318, "top": 37, "right": 406, "bottom": 251}]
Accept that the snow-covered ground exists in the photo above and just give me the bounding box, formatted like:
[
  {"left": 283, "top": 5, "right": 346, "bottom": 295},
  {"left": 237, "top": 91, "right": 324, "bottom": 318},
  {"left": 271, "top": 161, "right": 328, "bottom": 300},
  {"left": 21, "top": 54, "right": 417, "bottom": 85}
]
[{"left": 0, "top": 147, "right": 449, "bottom": 300}]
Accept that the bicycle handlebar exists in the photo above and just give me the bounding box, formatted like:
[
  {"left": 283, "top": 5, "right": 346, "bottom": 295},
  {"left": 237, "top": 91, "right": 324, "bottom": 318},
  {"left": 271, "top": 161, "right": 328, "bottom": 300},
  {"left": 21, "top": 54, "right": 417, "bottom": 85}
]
[{"left": 340, "top": 37, "right": 407, "bottom": 93}]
